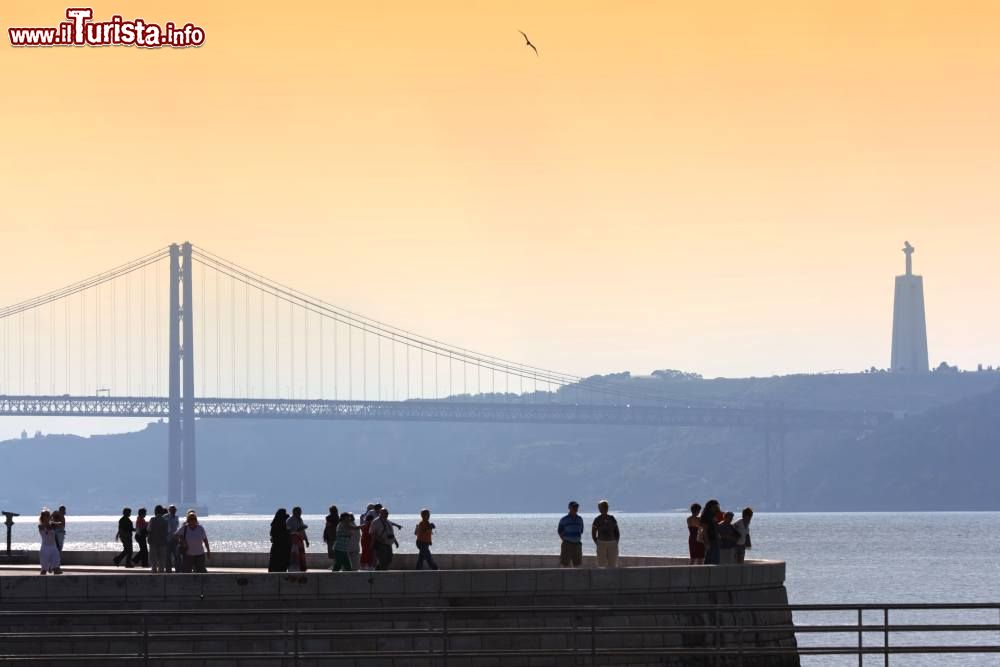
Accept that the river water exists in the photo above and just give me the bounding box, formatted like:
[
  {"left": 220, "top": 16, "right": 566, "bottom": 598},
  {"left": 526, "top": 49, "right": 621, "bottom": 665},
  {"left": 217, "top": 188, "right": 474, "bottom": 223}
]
[{"left": 9, "top": 511, "right": 999, "bottom": 665}]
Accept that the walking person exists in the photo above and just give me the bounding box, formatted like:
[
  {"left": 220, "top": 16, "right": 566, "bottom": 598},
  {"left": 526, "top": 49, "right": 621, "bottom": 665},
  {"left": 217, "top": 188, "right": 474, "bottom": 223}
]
[
  {"left": 370, "top": 507, "right": 399, "bottom": 571},
  {"left": 268, "top": 508, "right": 291, "bottom": 572},
  {"left": 175, "top": 511, "right": 210, "bottom": 573},
  {"left": 132, "top": 507, "right": 150, "bottom": 567},
  {"left": 687, "top": 503, "right": 705, "bottom": 565},
  {"left": 331, "top": 513, "right": 356, "bottom": 571},
  {"left": 733, "top": 507, "right": 753, "bottom": 564},
  {"left": 112, "top": 507, "right": 135, "bottom": 568},
  {"left": 286, "top": 507, "right": 310, "bottom": 572},
  {"left": 147, "top": 505, "right": 169, "bottom": 573},
  {"left": 591, "top": 500, "right": 620, "bottom": 568},
  {"left": 323, "top": 505, "right": 339, "bottom": 566},
  {"left": 38, "top": 509, "right": 62, "bottom": 575},
  {"left": 699, "top": 499, "right": 721, "bottom": 565},
  {"left": 51, "top": 506, "right": 66, "bottom": 553},
  {"left": 414, "top": 508, "right": 438, "bottom": 570},
  {"left": 165, "top": 505, "right": 180, "bottom": 573},
  {"left": 557, "top": 501, "right": 584, "bottom": 568}
]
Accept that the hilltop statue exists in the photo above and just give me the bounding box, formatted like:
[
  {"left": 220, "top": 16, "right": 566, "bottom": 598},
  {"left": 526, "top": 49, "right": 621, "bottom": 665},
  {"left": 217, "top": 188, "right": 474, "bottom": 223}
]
[
  {"left": 891, "top": 241, "right": 928, "bottom": 372},
  {"left": 902, "top": 241, "right": 915, "bottom": 276}
]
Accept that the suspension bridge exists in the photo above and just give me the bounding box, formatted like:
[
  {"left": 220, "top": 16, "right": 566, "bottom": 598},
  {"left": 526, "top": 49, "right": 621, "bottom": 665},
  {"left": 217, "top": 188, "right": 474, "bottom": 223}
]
[{"left": 0, "top": 243, "right": 889, "bottom": 508}]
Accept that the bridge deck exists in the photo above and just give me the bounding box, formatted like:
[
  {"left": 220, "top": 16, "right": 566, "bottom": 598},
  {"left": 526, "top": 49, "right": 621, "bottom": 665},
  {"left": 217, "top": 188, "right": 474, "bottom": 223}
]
[{"left": 0, "top": 395, "right": 889, "bottom": 430}]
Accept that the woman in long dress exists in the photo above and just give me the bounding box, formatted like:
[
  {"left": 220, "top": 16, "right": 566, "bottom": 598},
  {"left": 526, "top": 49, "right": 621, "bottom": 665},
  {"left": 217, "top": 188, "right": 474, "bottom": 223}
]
[
  {"left": 286, "top": 506, "right": 309, "bottom": 572},
  {"left": 268, "top": 509, "right": 291, "bottom": 572},
  {"left": 699, "top": 499, "right": 722, "bottom": 565},
  {"left": 38, "top": 510, "right": 62, "bottom": 575}
]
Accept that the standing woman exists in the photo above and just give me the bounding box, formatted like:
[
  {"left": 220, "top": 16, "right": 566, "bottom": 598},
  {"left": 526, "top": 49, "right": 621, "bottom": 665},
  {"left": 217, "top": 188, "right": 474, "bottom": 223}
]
[
  {"left": 286, "top": 507, "right": 310, "bottom": 572},
  {"left": 268, "top": 508, "right": 291, "bottom": 572},
  {"left": 346, "top": 513, "right": 362, "bottom": 571},
  {"left": 38, "top": 510, "right": 62, "bottom": 575},
  {"left": 175, "top": 511, "right": 210, "bottom": 573},
  {"left": 132, "top": 507, "right": 149, "bottom": 567},
  {"left": 699, "top": 499, "right": 721, "bottom": 565},
  {"left": 687, "top": 503, "right": 705, "bottom": 565},
  {"left": 359, "top": 505, "right": 376, "bottom": 571}
]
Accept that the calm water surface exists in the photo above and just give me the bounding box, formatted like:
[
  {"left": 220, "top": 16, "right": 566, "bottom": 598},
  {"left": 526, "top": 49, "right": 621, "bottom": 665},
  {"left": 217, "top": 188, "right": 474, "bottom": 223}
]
[{"left": 10, "top": 512, "right": 1000, "bottom": 665}]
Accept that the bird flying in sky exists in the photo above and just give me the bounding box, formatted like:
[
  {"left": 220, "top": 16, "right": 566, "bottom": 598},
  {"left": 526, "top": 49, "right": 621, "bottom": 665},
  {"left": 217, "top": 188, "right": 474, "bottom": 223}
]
[{"left": 519, "top": 31, "right": 538, "bottom": 56}]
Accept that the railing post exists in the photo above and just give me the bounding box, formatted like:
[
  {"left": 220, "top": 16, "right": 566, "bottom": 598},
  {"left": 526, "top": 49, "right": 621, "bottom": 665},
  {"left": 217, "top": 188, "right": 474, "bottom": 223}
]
[
  {"left": 884, "top": 607, "right": 889, "bottom": 667},
  {"left": 858, "top": 608, "right": 863, "bottom": 667},
  {"left": 142, "top": 614, "right": 149, "bottom": 666},
  {"left": 282, "top": 613, "right": 289, "bottom": 663},
  {"left": 737, "top": 610, "right": 743, "bottom": 667},
  {"left": 715, "top": 607, "right": 721, "bottom": 667},
  {"left": 442, "top": 610, "right": 449, "bottom": 667},
  {"left": 590, "top": 608, "right": 596, "bottom": 664},
  {"left": 293, "top": 617, "right": 300, "bottom": 666}
]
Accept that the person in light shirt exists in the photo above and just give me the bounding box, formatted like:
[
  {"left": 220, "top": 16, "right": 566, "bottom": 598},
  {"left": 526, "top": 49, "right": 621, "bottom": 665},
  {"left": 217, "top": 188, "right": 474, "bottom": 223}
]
[{"left": 175, "top": 511, "right": 210, "bottom": 573}]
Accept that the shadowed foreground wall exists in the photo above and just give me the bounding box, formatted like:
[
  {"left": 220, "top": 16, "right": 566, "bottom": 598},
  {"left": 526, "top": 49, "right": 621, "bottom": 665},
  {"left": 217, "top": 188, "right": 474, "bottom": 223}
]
[{"left": 0, "top": 554, "right": 798, "bottom": 666}]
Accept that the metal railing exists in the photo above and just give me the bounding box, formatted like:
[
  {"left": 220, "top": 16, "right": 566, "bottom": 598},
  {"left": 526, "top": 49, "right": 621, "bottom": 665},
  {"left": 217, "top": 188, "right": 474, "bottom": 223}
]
[{"left": 0, "top": 602, "right": 996, "bottom": 663}]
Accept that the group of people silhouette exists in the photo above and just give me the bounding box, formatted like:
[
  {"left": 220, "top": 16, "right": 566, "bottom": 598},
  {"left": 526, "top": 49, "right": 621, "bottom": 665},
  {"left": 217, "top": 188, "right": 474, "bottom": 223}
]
[
  {"left": 687, "top": 500, "right": 753, "bottom": 565},
  {"left": 267, "top": 504, "right": 438, "bottom": 573}
]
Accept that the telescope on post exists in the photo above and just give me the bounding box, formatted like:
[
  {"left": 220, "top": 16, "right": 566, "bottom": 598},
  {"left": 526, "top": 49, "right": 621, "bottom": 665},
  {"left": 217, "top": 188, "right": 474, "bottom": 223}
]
[{"left": 0, "top": 511, "right": 28, "bottom": 564}]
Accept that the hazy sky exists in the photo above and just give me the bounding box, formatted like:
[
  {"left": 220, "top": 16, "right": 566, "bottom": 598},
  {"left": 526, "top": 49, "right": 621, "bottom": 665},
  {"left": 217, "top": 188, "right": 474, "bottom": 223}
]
[{"left": 3, "top": 0, "right": 999, "bottom": 392}]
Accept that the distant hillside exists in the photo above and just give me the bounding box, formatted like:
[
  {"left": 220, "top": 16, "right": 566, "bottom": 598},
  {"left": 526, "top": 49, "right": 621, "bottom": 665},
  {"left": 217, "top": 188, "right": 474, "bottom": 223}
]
[{"left": 0, "top": 372, "right": 997, "bottom": 514}]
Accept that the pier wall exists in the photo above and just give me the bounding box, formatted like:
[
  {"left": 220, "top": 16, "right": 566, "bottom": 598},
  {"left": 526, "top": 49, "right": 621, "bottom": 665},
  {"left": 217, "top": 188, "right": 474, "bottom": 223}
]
[{"left": 0, "top": 554, "right": 798, "bottom": 666}]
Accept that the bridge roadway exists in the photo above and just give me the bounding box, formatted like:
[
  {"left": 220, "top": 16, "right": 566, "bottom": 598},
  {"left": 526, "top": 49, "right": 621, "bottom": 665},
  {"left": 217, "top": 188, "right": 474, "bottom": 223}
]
[{"left": 0, "top": 395, "right": 889, "bottom": 430}]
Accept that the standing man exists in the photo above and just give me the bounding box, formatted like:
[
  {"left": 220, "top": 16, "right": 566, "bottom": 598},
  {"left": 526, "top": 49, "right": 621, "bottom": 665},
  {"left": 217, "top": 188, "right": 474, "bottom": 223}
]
[
  {"left": 557, "top": 501, "right": 584, "bottom": 568},
  {"left": 733, "top": 507, "right": 753, "bottom": 564},
  {"left": 165, "top": 505, "right": 180, "bottom": 573},
  {"left": 52, "top": 506, "right": 67, "bottom": 553},
  {"left": 112, "top": 507, "right": 135, "bottom": 568},
  {"left": 370, "top": 507, "right": 399, "bottom": 571},
  {"left": 591, "top": 500, "right": 620, "bottom": 568},
  {"left": 147, "top": 506, "right": 170, "bottom": 573}
]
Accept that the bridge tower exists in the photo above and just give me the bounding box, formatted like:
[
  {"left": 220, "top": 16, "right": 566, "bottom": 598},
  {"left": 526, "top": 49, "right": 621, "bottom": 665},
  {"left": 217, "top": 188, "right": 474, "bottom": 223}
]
[{"left": 168, "top": 243, "right": 197, "bottom": 507}]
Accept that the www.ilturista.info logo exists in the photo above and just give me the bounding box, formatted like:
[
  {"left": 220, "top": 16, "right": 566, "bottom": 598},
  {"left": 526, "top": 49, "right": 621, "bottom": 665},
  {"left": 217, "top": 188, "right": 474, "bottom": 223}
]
[{"left": 9, "top": 8, "right": 205, "bottom": 48}]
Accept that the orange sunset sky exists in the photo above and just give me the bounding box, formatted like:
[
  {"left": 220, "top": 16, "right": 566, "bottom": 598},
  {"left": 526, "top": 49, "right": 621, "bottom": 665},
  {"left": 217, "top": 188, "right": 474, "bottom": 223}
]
[{"left": 2, "top": 0, "right": 1000, "bottom": 382}]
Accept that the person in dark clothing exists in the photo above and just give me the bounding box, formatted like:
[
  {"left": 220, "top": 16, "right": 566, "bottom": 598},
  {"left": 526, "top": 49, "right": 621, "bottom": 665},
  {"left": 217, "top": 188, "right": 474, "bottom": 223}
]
[
  {"left": 113, "top": 507, "right": 135, "bottom": 568},
  {"left": 591, "top": 500, "right": 621, "bottom": 568},
  {"left": 323, "top": 505, "right": 339, "bottom": 564},
  {"left": 370, "top": 508, "right": 399, "bottom": 571},
  {"left": 699, "top": 499, "right": 721, "bottom": 565},
  {"left": 718, "top": 511, "right": 740, "bottom": 564},
  {"left": 132, "top": 507, "right": 149, "bottom": 567},
  {"left": 147, "top": 505, "right": 170, "bottom": 573},
  {"left": 268, "top": 508, "right": 291, "bottom": 572}
]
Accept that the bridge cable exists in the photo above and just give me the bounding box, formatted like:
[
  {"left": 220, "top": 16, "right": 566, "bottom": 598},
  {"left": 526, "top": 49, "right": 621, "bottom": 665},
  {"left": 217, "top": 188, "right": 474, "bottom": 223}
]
[
  {"left": 191, "top": 246, "right": 580, "bottom": 384},
  {"left": 192, "top": 253, "right": 622, "bottom": 396},
  {"left": 191, "top": 251, "right": 706, "bottom": 405}
]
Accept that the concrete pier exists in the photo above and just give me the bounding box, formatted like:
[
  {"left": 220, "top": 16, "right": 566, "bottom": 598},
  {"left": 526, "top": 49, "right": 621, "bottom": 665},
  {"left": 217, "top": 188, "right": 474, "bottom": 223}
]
[{"left": 0, "top": 553, "right": 798, "bottom": 666}]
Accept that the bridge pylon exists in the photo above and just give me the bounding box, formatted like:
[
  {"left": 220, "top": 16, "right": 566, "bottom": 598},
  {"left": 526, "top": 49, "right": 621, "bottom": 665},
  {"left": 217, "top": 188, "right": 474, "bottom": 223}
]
[{"left": 168, "top": 243, "right": 197, "bottom": 508}]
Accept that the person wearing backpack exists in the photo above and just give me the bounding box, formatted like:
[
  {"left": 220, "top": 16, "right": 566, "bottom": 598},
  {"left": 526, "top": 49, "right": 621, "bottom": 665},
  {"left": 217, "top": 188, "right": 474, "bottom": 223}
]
[{"left": 591, "top": 500, "right": 621, "bottom": 568}]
